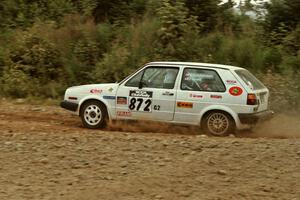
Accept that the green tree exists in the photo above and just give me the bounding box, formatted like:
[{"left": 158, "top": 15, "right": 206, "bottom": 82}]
[
  {"left": 282, "top": 26, "right": 300, "bottom": 56},
  {"left": 184, "top": 0, "right": 220, "bottom": 32},
  {"left": 157, "top": 0, "right": 199, "bottom": 59},
  {"left": 1, "top": 33, "right": 66, "bottom": 97},
  {"left": 0, "top": 0, "right": 39, "bottom": 28},
  {"left": 238, "top": 0, "right": 255, "bottom": 15},
  {"left": 0, "top": 48, "right": 5, "bottom": 77},
  {"left": 0, "top": 0, "right": 74, "bottom": 29},
  {"left": 264, "top": 0, "right": 300, "bottom": 44},
  {"left": 72, "top": 0, "right": 147, "bottom": 24},
  {"left": 217, "top": 1, "right": 242, "bottom": 34}
]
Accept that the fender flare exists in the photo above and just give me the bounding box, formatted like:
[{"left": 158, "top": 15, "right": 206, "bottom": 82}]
[
  {"left": 199, "top": 105, "right": 242, "bottom": 128},
  {"left": 78, "top": 95, "right": 112, "bottom": 120}
]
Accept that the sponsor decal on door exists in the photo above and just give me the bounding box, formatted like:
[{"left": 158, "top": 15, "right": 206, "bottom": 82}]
[
  {"left": 117, "top": 96, "right": 127, "bottom": 105},
  {"left": 210, "top": 95, "right": 222, "bottom": 99},
  {"left": 177, "top": 101, "right": 193, "bottom": 108},
  {"left": 129, "top": 90, "right": 153, "bottom": 112},
  {"left": 117, "top": 111, "right": 132, "bottom": 117},
  {"left": 189, "top": 94, "right": 203, "bottom": 99}
]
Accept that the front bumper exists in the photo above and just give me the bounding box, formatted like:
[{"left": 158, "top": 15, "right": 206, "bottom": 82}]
[
  {"left": 238, "top": 110, "right": 274, "bottom": 124},
  {"left": 60, "top": 100, "right": 78, "bottom": 112}
]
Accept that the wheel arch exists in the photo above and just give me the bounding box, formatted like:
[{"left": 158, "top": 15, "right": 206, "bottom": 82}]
[
  {"left": 199, "top": 105, "right": 240, "bottom": 129},
  {"left": 78, "top": 97, "right": 111, "bottom": 120}
]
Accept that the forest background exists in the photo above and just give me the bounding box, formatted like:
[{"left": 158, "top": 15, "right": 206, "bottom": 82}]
[{"left": 0, "top": 0, "right": 299, "bottom": 112}]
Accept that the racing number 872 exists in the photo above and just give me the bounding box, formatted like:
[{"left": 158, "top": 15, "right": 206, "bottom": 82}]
[{"left": 129, "top": 98, "right": 152, "bottom": 112}]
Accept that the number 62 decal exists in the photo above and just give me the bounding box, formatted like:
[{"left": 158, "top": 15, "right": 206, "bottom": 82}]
[{"left": 129, "top": 97, "right": 152, "bottom": 112}]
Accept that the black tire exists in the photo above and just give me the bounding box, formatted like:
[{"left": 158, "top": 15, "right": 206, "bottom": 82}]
[
  {"left": 80, "top": 100, "right": 108, "bottom": 129},
  {"left": 201, "top": 111, "right": 235, "bottom": 136}
]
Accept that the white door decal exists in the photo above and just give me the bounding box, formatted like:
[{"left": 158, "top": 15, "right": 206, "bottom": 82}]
[{"left": 128, "top": 90, "right": 153, "bottom": 112}]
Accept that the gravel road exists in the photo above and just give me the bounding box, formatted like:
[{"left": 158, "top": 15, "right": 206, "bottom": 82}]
[{"left": 0, "top": 101, "right": 299, "bottom": 200}]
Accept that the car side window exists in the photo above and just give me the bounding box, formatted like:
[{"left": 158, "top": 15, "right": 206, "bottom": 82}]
[
  {"left": 125, "top": 70, "right": 144, "bottom": 87},
  {"left": 125, "top": 67, "right": 179, "bottom": 89},
  {"left": 141, "top": 67, "right": 179, "bottom": 89},
  {"left": 181, "top": 68, "right": 226, "bottom": 92}
]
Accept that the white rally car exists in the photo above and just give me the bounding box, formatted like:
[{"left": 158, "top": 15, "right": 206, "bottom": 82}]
[{"left": 61, "top": 62, "right": 274, "bottom": 136}]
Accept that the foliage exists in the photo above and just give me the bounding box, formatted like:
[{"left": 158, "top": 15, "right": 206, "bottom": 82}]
[
  {"left": 71, "top": 0, "right": 147, "bottom": 24},
  {"left": 264, "top": 0, "right": 300, "bottom": 44},
  {"left": 0, "top": 0, "right": 74, "bottom": 29},
  {"left": 1, "top": 32, "right": 66, "bottom": 98},
  {"left": 184, "top": 0, "right": 220, "bottom": 32},
  {"left": 0, "top": 0, "right": 299, "bottom": 109},
  {"left": 1, "top": 68, "right": 33, "bottom": 97},
  {"left": 92, "top": 46, "right": 130, "bottom": 83},
  {"left": 282, "top": 26, "right": 300, "bottom": 56},
  {"left": 0, "top": 47, "right": 6, "bottom": 77},
  {"left": 261, "top": 70, "right": 300, "bottom": 111},
  {"left": 91, "top": 17, "right": 160, "bottom": 83},
  {"left": 156, "top": 0, "right": 199, "bottom": 59}
]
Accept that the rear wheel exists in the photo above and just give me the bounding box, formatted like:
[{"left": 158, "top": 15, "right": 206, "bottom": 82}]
[
  {"left": 202, "top": 111, "right": 235, "bottom": 136},
  {"left": 80, "top": 100, "right": 107, "bottom": 129}
]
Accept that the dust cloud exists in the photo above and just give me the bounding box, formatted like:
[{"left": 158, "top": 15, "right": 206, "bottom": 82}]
[
  {"left": 250, "top": 114, "right": 300, "bottom": 138},
  {"left": 106, "top": 113, "right": 300, "bottom": 139},
  {"left": 106, "top": 120, "right": 200, "bottom": 135}
]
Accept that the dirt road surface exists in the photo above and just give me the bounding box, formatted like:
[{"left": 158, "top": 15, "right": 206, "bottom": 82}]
[{"left": 0, "top": 100, "right": 299, "bottom": 200}]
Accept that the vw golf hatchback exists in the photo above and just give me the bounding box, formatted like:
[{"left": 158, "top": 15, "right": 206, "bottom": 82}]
[{"left": 61, "top": 62, "right": 274, "bottom": 136}]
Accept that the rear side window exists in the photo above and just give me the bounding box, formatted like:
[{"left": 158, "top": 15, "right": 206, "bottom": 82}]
[
  {"left": 235, "top": 69, "right": 265, "bottom": 90},
  {"left": 181, "top": 68, "right": 226, "bottom": 92}
]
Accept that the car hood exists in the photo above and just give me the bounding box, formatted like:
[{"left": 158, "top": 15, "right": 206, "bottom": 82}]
[{"left": 66, "top": 83, "right": 119, "bottom": 97}]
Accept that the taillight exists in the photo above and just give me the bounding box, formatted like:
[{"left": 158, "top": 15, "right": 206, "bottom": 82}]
[{"left": 247, "top": 94, "right": 257, "bottom": 105}]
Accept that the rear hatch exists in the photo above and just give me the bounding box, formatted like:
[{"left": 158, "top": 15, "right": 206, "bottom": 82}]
[{"left": 234, "top": 69, "right": 269, "bottom": 112}]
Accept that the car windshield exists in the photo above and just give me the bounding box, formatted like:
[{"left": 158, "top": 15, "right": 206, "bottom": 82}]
[{"left": 235, "top": 69, "right": 265, "bottom": 90}]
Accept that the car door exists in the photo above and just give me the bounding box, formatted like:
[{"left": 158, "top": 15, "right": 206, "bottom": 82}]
[
  {"left": 115, "top": 66, "right": 179, "bottom": 121},
  {"left": 174, "top": 67, "right": 226, "bottom": 124}
]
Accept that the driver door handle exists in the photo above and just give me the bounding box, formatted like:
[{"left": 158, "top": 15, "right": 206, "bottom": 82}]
[{"left": 162, "top": 91, "right": 174, "bottom": 96}]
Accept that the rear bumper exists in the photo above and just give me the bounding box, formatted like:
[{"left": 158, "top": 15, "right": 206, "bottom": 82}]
[
  {"left": 60, "top": 100, "right": 78, "bottom": 112},
  {"left": 238, "top": 110, "right": 274, "bottom": 124}
]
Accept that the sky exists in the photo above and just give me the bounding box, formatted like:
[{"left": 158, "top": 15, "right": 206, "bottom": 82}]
[
  {"left": 221, "top": 0, "right": 269, "bottom": 5},
  {"left": 221, "top": 0, "right": 270, "bottom": 18}
]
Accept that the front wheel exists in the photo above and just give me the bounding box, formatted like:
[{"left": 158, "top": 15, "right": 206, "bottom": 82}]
[
  {"left": 202, "top": 111, "right": 235, "bottom": 136},
  {"left": 80, "top": 100, "right": 107, "bottom": 129}
]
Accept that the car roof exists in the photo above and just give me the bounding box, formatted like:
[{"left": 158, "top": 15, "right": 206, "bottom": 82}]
[{"left": 147, "top": 61, "right": 244, "bottom": 70}]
